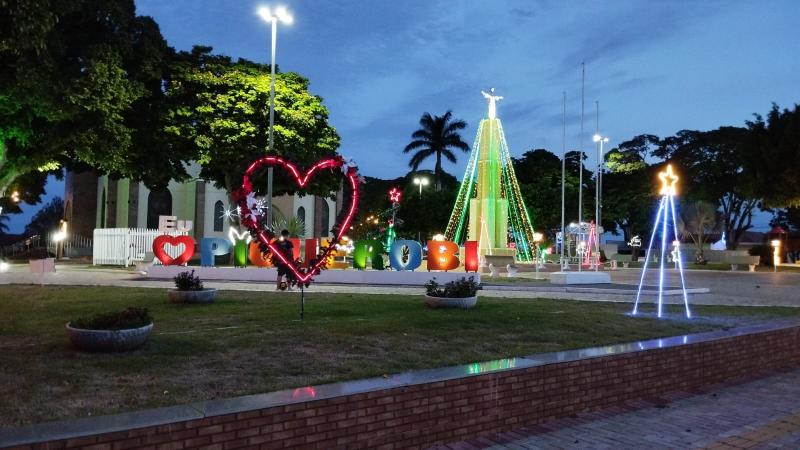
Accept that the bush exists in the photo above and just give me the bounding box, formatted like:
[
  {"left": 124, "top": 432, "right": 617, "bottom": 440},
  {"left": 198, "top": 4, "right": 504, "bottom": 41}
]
[
  {"left": 71, "top": 307, "right": 152, "bottom": 330},
  {"left": 425, "top": 276, "right": 479, "bottom": 298},
  {"left": 174, "top": 270, "right": 203, "bottom": 291}
]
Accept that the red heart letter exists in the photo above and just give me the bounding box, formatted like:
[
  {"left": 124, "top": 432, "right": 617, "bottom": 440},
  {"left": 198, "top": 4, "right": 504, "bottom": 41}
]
[{"left": 153, "top": 235, "right": 196, "bottom": 266}]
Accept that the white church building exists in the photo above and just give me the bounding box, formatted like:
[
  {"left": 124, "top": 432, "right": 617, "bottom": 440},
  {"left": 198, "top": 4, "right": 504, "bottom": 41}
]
[{"left": 64, "top": 164, "right": 341, "bottom": 244}]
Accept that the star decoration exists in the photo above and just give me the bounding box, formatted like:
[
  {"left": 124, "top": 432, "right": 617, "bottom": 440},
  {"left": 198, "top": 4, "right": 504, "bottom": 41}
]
[
  {"left": 388, "top": 187, "right": 402, "bottom": 203},
  {"left": 658, "top": 164, "right": 679, "bottom": 196}
]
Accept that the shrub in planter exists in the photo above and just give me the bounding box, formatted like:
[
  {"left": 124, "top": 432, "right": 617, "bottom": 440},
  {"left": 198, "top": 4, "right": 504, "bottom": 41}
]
[
  {"left": 169, "top": 270, "right": 217, "bottom": 303},
  {"left": 424, "top": 276, "right": 479, "bottom": 309},
  {"left": 67, "top": 307, "right": 153, "bottom": 352}
]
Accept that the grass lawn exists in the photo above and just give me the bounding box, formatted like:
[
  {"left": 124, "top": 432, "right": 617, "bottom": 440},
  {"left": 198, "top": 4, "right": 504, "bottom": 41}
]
[{"left": 1, "top": 285, "right": 798, "bottom": 427}]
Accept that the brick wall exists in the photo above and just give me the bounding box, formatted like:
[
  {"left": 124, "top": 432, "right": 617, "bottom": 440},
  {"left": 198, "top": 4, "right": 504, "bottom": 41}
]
[{"left": 5, "top": 325, "right": 800, "bottom": 450}]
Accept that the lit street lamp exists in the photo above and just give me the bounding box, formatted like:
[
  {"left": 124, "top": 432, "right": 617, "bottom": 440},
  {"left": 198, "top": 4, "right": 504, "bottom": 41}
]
[
  {"left": 258, "top": 5, "right": 293, "bottom": 230},
  {"left": 593, "top": 133, "right": 609, "bottom": 246},
  {"left": 413, "top": 177, "right": 429, "bottom": 198}
]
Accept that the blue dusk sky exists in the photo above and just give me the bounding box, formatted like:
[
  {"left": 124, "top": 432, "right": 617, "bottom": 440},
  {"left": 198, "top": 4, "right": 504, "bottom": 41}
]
[{"left": 8, "top": 0, "right": 800, "bottom": 232}]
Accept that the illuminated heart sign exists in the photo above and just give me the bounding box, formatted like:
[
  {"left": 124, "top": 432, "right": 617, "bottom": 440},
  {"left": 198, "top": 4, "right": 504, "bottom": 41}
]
[
  {"left": 153, "top": 235, "right": 196, "bottom": 266},
  {"left": 236, "top": 155, "right": 359, "bottom": 284}
]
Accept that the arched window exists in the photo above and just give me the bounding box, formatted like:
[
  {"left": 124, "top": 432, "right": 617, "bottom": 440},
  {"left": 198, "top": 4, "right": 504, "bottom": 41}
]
[
  {"left": 319, "top": 200, "right": 330, "bottom": 237},
  {"left": 213, "top": 200, "right": 225, "bottom": 232},
  {"left": 147, "top": 189, "right": 172, "bottom": 229},
  {"left": 296, "top": 206, "right": 306, "bottom": 225}
]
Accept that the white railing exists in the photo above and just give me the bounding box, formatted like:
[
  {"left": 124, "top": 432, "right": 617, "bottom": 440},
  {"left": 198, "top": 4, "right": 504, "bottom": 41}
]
[{"left": 93, "top": 228, "right": 188, "bottom": 267}]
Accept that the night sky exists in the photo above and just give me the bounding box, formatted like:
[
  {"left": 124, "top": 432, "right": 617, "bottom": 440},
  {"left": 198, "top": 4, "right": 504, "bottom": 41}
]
[{"left": 8, "top": 0, "right": 800, "bottom": 232}]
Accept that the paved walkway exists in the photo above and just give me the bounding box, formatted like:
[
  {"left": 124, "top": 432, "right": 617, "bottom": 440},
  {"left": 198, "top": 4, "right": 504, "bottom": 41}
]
[
  {"left": 0, "top": 263, "right": 799, "bottom": 307},
  {"left": 438, "top": 369, "right": 800, "bottom": 450}
]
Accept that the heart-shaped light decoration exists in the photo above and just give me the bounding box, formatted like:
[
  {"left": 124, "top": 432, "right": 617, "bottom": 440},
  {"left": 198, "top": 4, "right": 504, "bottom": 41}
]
[
  {"left": 153, "top": 235, "right": 196, "bottom": 265},
  {"left": 236, "top": 155, "right": 359, "bottom": 284}
]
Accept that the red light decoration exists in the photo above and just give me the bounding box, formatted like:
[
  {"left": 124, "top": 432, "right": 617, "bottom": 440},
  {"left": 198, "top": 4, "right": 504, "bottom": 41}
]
[
  {"left": 464, "top": 240, "right": 479, "bottom": 272},
  {"left": 388, "top": 187, "right": 402, "bottom": 203},
  {"left": 236, "top": 155, "right": 360, "bottom": 284},
  {"left": 152, "top": 235, "right": 196, "bottom": 266}
]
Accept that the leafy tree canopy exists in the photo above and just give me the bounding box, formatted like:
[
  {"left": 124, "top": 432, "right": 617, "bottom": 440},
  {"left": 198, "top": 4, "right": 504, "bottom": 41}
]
[
  {"left": 163, "top": 46, "right": 341, "bottom": 199},
  {"left": 0, "top": 0, "right": 182, "bottom": 208}
]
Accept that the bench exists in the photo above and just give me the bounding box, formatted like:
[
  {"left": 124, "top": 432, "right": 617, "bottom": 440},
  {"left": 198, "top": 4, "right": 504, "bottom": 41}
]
[
  {"left": 612, "top": 254, "right": 633, "bottom": 268},
  {"left": 723, "top": 255, "right": 760, "bottom": 272}
]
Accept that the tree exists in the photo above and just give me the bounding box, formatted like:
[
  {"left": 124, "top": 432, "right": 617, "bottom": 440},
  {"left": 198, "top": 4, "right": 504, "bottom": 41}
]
[
  {"left": 678, "top": 200, "right": 718, "bottom": 263},
  {"left": 0, "top": 0, "right": 182, "bottom": 207},
  {"left": 513, "top": 149, "right": 566, "bottom": 234},
  {"left": 601, "top": 135, "right": 658, "bottom": 243},
  {"left": 653, "top": 127, "right": 756, "bottom": 249},
  {"left": 24, "top": 196, "right": 63, "bottom": 237},
  {"left": 163, "top": 47, "right": 340, "bottom": 205},
  {"left": 403, "top": 111, "right": 470, "bottom": 189},
  {"left": 744, "top": 104, "right": 800, "bottom": 208}
]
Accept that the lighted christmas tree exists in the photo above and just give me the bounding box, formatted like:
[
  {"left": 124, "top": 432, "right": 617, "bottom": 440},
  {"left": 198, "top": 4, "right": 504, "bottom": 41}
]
[{"left": 444, "top": 89, "right": 536, "bottom": 261}]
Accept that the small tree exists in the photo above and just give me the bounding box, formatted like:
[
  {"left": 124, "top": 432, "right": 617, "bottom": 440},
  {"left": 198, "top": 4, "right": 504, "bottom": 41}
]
[{"left": 679, "top": 200, "right": 718, "bottom": 263}]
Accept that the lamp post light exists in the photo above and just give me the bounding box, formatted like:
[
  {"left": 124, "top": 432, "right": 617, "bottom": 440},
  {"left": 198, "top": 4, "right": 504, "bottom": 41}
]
[
  {"left": 771, "top": 239, "right": 781, "bottom": 273},
  {"left": 257, "top": 5, "right": 293, "bottom": 231},
  {"left": 592, "top": 133, "right": 609, "bottom": 247},
  {"left": 533, "top": 232, "right": 544, "bottom": 278},
  {"left": 413, "top": 177, "right": 429, "bottom": 198}
]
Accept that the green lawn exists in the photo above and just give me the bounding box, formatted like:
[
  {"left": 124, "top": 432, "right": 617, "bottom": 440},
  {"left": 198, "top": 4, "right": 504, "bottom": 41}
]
[{"left": 1, "top": 285, "right": 797, "bottom": 427}]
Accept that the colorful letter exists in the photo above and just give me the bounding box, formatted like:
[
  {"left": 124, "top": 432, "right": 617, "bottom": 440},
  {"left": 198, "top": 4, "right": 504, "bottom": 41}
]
[
  {"left": 389, "top": 240, "right": 422, "bottom": 271},
  {"left": 304, "top": 239, "right": 318, "bottom": 267},
  {"left": 200, "top": 238, "right": 231, "bottom": 266},
  {"left": 353, "top": 239, "right": 384, "bottom": 270},
  {"left": 248, "top": 241, "right": 272, "bottom": 267},
  {"left": 464, "top": 241, "right": 479, "bottom": 272},
  {"left": 427, "top": 240, "right": 460, "bottom": 271}
]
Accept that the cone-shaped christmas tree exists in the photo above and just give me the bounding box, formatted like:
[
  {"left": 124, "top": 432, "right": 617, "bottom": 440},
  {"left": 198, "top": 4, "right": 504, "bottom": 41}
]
[{"left": 444, "top": 89, "right": 536, "bottom": 262}]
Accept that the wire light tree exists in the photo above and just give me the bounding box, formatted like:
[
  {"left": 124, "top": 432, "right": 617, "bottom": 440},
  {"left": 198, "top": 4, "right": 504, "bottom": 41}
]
[{"left": 632, "top": 164, "right": 691, "bottom": 318}]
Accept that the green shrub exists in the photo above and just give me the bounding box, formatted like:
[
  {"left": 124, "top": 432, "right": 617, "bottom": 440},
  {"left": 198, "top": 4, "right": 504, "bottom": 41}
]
[
  {"left": 425, "top": 276, "right": 479, "bottom": 298},
  {"left": 174, "top": 270, "right": 203, "bottom": 291},
  {"left": 71, "top": 307, "right": 152, "bottom": 330}
]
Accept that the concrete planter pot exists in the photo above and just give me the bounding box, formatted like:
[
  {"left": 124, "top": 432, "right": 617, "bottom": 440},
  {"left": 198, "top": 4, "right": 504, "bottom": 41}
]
[
  {"left": 66, "top": 322, "right": 153, "bottom": 352},
  {"left": 424, "top": 295, "right": 478, "bottom": 309},
  {"left": 168, "top": 288, "right": 217, "bottom": 304}
]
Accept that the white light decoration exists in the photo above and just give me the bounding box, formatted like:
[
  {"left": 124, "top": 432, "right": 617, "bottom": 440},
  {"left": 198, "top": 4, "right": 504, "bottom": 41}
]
[
  {"left": 0, "top": 261, "right": 9, "bottom": 272},
  {"left": 228, "top": 228, "right": 252, "bottom": 245},
  {"left": 632, "top": 164, "right": 691, "bottom": 319}
]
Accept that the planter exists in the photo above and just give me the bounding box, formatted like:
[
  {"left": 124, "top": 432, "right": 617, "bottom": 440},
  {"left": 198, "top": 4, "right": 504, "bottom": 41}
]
[
  {"left": 66, "top": 322, "right": 153, "bottom": 352},
  {"left": 424, "top": 295, "right": 478, "bottom": 309},
  {"left": 168, "top": 288, "right": 217, "bottom": 304}
]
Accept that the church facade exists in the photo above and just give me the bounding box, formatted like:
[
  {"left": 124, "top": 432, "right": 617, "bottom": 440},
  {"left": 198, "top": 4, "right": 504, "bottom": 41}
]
[{"left": 64, "top": 165, "right": 341, "bottom": 243}]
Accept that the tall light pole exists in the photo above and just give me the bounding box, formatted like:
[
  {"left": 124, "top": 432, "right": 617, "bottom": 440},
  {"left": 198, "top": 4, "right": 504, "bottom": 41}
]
[
  {"left": 258, "top": 5, "right": 293, "bottom": 230},
  {"left": 593, "top": 133, "right": 608, "bottom": 246},
  {"left": 560, "top": 91, "right": 567, "bottom": 271},
  {"left": 413, "top": 177, "right": 429, "bottom": 198},
  {"left": 578, "top": 62, "right": 585, "bottom": 272}
]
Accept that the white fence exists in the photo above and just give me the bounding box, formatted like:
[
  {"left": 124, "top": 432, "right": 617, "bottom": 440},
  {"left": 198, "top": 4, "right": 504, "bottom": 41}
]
[{"left": 93, "top": 228, "right": 188, "bottom": 267}]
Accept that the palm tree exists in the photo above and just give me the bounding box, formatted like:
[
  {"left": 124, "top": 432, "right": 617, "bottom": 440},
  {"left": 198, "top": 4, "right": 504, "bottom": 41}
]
[{"left": 403, "top": 111, "right": 470, "bottom": 189}]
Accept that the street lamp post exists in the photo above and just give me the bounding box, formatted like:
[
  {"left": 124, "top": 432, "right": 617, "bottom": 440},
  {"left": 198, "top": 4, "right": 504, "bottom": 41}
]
[
  {"left": 593, "top": 133, "right": 609, "bottom": 246},
  {"left": 413, "top": 177, "right": 429, "bottom": 198},
  {"left": 258, "top": 6, "right": 293, "bottom": 231}
]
